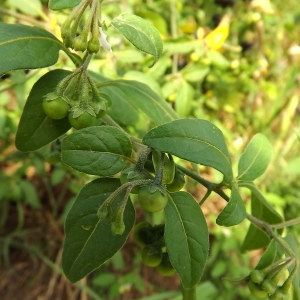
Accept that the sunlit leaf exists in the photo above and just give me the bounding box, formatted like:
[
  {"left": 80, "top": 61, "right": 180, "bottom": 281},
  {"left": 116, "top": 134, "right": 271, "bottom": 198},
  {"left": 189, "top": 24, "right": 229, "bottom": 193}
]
[
  {"left": 0, "top": 23, "right": 63, "bottom": 76},
  {"left": 238, "top": 134, "right": 273, "bottom": 181},
  {"left": 143, "top": 119, "right": 233, "bottom": 183},
  {"left": 61, "top": 126, "right": 132, "bottom": 176},
  {"left": 216, "top": 184, "right": 246, "bottom": 226},
  {"left": 111, "top": 13, "right": 163, "bottom": 67}
]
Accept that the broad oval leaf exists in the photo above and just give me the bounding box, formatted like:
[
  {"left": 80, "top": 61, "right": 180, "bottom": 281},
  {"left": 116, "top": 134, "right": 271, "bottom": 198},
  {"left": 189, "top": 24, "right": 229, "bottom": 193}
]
[
  {"left": 165, "top": 191, "right": 209, "bottom": 288},
  {"left": 111, "top": 13, "right": 163, "bottom": 67},
  {"left": 16, "top": 69, "right": 72, "bottom": 152},
  {"left": 216, "top": 184, "right": 246, "bottom": 226},
  {"left": 237, "top": 133, "right": 273, "bottom": 181},
  {"left": 240, "top": 182, "right": 283, "bottom": 251},
  {"left": 48, "top": 0, "right": 82, "bottom": 10},
  {"left": 62, "top": 178, "right": 135, "bottom": 283},
  {"left": 0, "top": 23, "right": 63, "bottom": 76},
  {"left": 61, "top": 126, "right": 132, "bottom": 176},
  {"left": 98, "top": 79, "right": 179, "bottom": 127},
  {"left": 143, "top": 119, "right": 233, "bottom": 183},
  {"left": 175, "top": 79, "right": 194, "bottom": 117}
]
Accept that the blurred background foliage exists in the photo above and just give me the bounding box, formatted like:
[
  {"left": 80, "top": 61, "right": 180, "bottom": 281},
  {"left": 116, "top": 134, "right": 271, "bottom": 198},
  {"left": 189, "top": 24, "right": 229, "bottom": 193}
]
[{"left": 0, "top": 0, "right": 300, "bottom": 299}]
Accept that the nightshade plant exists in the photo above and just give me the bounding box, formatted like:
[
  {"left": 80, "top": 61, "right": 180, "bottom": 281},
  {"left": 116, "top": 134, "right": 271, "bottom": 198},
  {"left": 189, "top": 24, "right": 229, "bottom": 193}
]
[{"left": 1, "top": 0, "right": 300, "bottom": 299}]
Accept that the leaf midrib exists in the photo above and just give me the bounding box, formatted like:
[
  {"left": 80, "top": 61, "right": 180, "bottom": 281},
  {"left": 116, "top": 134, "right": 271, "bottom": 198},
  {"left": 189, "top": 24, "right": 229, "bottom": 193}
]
[
  {"left": 237, "top": 141, "right": 263, "bottom": 179},
  {"left": 145, "top": 135, "right": 232, "bottom": 169},
  {"left": 168, "top": 195, "right": 193, "bottom": 285}
]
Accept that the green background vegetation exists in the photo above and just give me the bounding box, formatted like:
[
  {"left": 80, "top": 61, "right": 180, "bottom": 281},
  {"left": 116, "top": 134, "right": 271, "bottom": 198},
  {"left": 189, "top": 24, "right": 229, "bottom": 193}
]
[{"left": 0, "top": 0, "right": 300, "bottom": 299}]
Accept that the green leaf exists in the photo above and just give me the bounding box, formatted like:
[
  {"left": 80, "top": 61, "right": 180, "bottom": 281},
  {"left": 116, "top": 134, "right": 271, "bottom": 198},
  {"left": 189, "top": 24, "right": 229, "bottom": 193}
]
[
  {"left": 98, "top": 79, "right": 179, "bottom": 127},
  {"left": 49, "top": 0, "right": 82, "bottom": 10},
  {"left": 165, "top": 191, "right": 209, "bottom": 288},
  {"left": 182, "top": 64, "right": 210, "bottom": 83},
  {"left": 124, "top": 71, "right": 162, "bottom": 97},
  {"left": 15, "top": 69, "right": 71, "bottom": 152},
  {"left": 237, "top": 134, "right": 273, "bottom": 181},
  {"left": 61, "top": 126, "right": 132, "bottom": 176},
  {"left": 111, "top": 13, "right": 163, "bottom": 67},
  {"left": 62, "top": 178, "right": 135, "bottom": 283},
  {"left": 0, "top": 23, "right": 63, "bottom": 76},
  {"left": 240, "top": 182, "right": 283, "bottom": 251},
  {"left": 255, "top": 239, "right": 277, "bottom": 270},
  {"left": 175, "top": 79, "right": 194, "bottom": 117},
  {"left": 19, "top": 180, "right": 41, "bottom": 208},
  {"left": 143, "top": 119, "right": 233, "bottom": 183},
  {"left": 284, "top": 234, "right": 300, "bottom": 299},
  {"left": 216, "top": 185, "right": 246, "bottom": 226}
]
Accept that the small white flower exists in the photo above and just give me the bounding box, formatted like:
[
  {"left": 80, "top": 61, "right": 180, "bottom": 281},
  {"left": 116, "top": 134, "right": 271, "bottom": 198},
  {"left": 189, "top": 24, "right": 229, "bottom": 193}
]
[{"left": 99, "top": 27, "right": 112, "bottom": 53}]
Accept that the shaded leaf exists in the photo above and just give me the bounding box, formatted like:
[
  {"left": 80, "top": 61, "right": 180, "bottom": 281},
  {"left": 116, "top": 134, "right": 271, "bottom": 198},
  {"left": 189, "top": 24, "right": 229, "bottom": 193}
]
[
  {"left": 62, "top": 178, "right": 135, "bottom": 283},
  {"left": 61, "top": 126, "right": 132, "bottom": 176},
  {"left": 240, "top": 182, "right": 283, "bottom": 251},
  {"left": 143, "top": 119, "right": 233, "bottom": 183},
  {"left": 49, "top": 0, "right": 82, "bottom": 10},
  {"left": 216, "top": 185, "right": 246, "bottom": 226},
  {"left": 165, "top": 191, "right": 209, "bottom": 288},
  {"left": 255, "top": 239, "right": 277, "bottom": 270},
  {"left": 98, "top": 79, "right": 179, "bottom": 127},
  {"left": 111, "top": 13, "right": 163, "bottom": 67},
  {"left": 0, "top": 23, "right": 63, "bottom": 76},
  {"left": 16, "top": 70, "right": 71, "bottom": 152},
  {"left": 20, "top": 180, "right": 41, "bottom": 209},
  {"left": 238, "top": 134, "right": 273, "bottom": 181},
  {"left": 175, "top": 79, "right": 194, "bottom": 117}
]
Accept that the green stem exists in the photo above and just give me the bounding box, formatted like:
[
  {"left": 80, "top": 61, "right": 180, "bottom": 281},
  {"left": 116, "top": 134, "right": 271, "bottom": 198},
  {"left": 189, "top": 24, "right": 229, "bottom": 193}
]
[
  {"left": 272, "top": 217, "right": 300, "bottom": 230},
  {"left": 176, "top": 165, "right": 212, "bottom": 188},
  {"left": 135, "top": 147, "right": 152, "bottom": 170},
  {"left": 246, "top": 213, "right": 295, "bottom": 258},
  {"left": 176, "top": 165, "right": 231, "bottom": 205},
  {"left": 97, "top": 179, "right": 152, "bottom": 219},
  {"left": 170, "top": 0, "right": 178, "bottom": 74},
  {"left": 181, "top": 284, "right": 197, "bottom": 300}
]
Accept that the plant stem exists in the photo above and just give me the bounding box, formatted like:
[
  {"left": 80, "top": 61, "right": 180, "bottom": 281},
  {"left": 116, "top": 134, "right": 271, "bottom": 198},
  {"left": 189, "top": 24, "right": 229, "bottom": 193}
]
[
  {"left": 170, "top": 0, "right": 178, "bottom": 74},
  {"left": 176, "top": 164, "right": 230, "bottom": 204},
  {"left": 181, "top": 284, "right": 197, "bottom": 300},
  {"left": 272, "top": 217, "right": 300, "bottom": 229},
  {"left": 246, "top": 213, "right": 295, "bottom": 258}
]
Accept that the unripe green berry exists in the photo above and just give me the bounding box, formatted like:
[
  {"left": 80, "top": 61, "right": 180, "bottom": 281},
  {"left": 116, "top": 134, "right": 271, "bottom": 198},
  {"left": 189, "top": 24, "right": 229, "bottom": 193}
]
[
  {"left": 142, "top": 246, "right": 163, "bottom": 267},
  {"left": 250, "top": 270, "right": 266, "bottom": 284},
  {"left": 87, "top": 37, "right": 100, "bottom": 53},
  {"left": 248, "top": 281, "right": 268, "bottom": 298},
  {"left": 156, "top": 253, "right": 176, "bottom": 276},
  {"left": 261, "top": 279, "right": 277, "bottom": 295},
  {"left": 268, "top": 289, "right": 289, "bottom": 300},
  {"left": 73, "top": 35, "right": 88, "bottom": 52}
]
